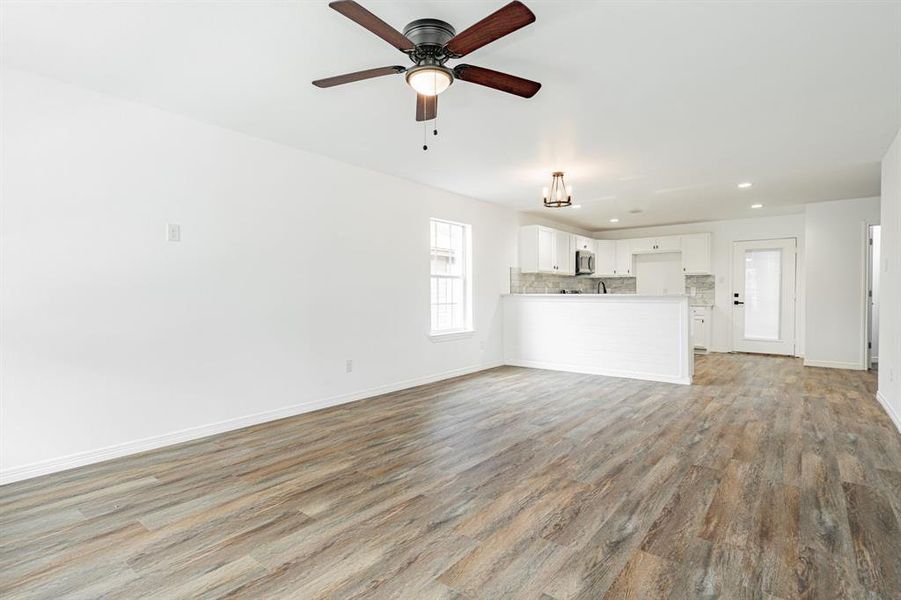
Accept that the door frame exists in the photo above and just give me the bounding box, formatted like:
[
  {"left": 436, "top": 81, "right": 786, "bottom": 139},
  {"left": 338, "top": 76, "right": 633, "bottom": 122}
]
[
  {"left": 864, "top": 223, "right": 881, "bottom": 370},
  {"left": 730, "top": 237, "right": 798, "bottom": 355}
]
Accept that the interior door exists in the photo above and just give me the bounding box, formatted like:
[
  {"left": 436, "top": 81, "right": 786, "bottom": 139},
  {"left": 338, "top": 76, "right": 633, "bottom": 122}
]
[{"left": 732, "top": 238, "right": 797, "bottom": 355}]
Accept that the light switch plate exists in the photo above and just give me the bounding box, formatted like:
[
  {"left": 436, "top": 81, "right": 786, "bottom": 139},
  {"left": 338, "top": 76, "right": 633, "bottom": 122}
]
[{"left": 167, "top": 223, "right": 181, "bottom": 242}]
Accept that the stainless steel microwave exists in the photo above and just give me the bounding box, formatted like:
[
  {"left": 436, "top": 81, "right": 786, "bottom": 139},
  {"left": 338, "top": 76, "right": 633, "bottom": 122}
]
[{"left": 576, "top": 250, "right": 595, "bottom": 275}]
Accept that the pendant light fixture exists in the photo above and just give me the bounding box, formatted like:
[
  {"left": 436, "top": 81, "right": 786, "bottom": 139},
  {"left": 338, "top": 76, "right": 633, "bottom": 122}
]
[{"left": 542, "top": 172, "right": 572, "bottom": 208}]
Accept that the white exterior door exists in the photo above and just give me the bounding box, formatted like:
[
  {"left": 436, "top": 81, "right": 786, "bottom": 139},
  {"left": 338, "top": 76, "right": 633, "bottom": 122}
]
[{"left": 732, "top": 238, "right": 797, "bottom": 355}]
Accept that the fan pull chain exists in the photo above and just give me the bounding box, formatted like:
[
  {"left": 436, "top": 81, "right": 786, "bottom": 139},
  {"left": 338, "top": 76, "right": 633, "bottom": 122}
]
[
  {"left": 433, "top": 114, "right": 438, "bottom": 137},
  {"left": 422, "top": 120, "right": 428, "bottom": 151}
]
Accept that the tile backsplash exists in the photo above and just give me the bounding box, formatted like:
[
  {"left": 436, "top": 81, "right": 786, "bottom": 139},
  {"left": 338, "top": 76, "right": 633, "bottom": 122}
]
[
  {"left": 509, "top": 268, "right": 635, "bottom": 294},
  {"left": 509, "top": 268, "right": 715, "bottom": 305},
  {"left": 685, "top": 274, "right": 715, "bottom": 306}
]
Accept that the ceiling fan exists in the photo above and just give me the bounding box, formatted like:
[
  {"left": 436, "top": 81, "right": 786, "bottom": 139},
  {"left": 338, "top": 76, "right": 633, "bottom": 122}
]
[{"left": 312, "top": 0, "right": 541, "bottom": 125}]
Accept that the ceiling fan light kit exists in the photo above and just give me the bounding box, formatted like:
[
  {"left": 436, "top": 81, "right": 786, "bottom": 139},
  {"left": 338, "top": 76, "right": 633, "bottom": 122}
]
[
  {"left": 405, "top": 66, "right": 453, "bottom": 96},
  {"left": 313, "top": 1, "right": 541, "bottom": 149}
]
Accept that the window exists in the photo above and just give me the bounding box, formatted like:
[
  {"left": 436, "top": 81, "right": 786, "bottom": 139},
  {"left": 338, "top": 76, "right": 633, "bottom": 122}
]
[{"left": 430, "top": 218, "right": 472, "bottom": 335}]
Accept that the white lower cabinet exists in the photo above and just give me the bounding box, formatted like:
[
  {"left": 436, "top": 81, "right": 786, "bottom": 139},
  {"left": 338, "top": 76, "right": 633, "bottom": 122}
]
[{"left": 691, "top": 306, "right": 711, "bottom": 349}]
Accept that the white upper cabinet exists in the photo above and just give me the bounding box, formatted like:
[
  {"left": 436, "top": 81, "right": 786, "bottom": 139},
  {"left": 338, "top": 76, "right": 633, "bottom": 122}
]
[
  {"left": 614, "top": 239, "right": 633, "bottom": 276},
  {"left": 557, "top": 231, "right": 575, "bottom": 275},
  {"left": 520, "top": 225, "right": 574, "bottom": 275},
  {"left": 629, "top": 237, "right": 653, "bottom": 254},
  {"left": 655, "top": 235, "right": 682, "bottom": 252},
  {"left": 574, "top": 235, "right": 595, "bottom": 252},
  {"left": 595, "top": 240, "right": 616, "bottom": 276},
  {"left": 520, "top": 227, "right": 710, "bottom": 278},
  {"left": 681, "top": 233, "right": 711, "bottom": 274},
  {"left": 632, "top": 236, "right": 681, "bottom": 253},
  {"left": 536, "top": 227, "right": 556, "bottom": 273},
  {"left": 629, "top": 237, "right": 654, "bottom": 254}
]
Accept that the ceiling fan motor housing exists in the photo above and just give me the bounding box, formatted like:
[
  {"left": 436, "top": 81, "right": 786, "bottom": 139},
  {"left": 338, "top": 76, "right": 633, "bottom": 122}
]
[{"left": 402, "top": 19, "right": 456, "bottom": 50}]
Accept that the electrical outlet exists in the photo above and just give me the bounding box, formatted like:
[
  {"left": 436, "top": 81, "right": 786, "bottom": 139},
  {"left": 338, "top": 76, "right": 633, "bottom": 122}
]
[
  {"left": 166, "top": 223, "right": 181, "bottom": 242},
  {"left": 345, "top": 359, "right": 353, "bottom": 374}
]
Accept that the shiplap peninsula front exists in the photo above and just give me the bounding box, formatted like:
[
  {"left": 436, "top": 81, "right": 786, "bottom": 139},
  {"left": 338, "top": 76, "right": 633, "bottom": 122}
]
[
  {"left": 508, "top": 225, "right": 709, "bottom": 384},
  {"left": 503, "top": 294, "right": 693, "bottom": 384}
]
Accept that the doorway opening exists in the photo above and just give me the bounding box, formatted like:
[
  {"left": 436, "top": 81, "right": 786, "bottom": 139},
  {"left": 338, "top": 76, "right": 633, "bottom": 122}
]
[{"left": 866, "top": 225, "right": 881, "bottom": 370}]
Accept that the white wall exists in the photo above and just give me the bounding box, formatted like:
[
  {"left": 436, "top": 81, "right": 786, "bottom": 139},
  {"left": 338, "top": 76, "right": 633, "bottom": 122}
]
[
  {"left": 804, "top": 197, "right": 880, "bottom": 369},
  {"left": 879, "top": 128, "right": 901, "bottom": 430},
  {"left": 0, "top": 69, "right": 519, "bottom": 481},
  {"left": 596, "top": 214, "right": 807, "bottom": 355}
]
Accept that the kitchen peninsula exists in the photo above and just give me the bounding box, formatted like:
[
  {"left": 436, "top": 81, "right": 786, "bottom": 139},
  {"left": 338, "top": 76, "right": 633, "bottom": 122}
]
[{"left": 503, "top": 294, "right": 693, "bottom": 384}]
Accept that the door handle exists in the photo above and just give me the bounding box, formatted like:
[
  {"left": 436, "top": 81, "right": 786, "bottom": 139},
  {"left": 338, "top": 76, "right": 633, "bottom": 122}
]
[{"left": 733, "top": 300, "right": 744, "bottom": 305}]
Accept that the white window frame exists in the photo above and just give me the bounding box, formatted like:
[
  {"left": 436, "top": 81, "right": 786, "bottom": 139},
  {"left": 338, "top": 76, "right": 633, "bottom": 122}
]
[{"left": 429, "top": 218, "right": 474, "bottom": 338}]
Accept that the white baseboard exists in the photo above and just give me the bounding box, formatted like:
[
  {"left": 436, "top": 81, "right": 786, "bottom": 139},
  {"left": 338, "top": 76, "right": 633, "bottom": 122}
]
[
  {"left": 803, "top": 359, "right": 866, "bottom": 370},
  {"left": 876, "top": 391, "right": 901, "bottom": 434},
  {"left": 0, "top": 361, "right": 503, "bottom": 486},
  {"left": 504, "top": 359, "right": 691, "bottom": 386}
]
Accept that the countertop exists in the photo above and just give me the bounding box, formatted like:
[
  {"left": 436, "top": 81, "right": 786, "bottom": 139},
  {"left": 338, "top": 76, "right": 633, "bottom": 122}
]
[{"left": 503, "top": 293, "right": 690, "bottom": 301}]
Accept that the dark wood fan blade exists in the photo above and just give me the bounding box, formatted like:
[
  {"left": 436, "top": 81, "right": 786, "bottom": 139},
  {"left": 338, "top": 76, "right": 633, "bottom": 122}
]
[
  {"left": 329, "top": 1, "right": 415, "bottom": 51},
  {"left": 415, "top": 94, "right": 437, "bottom": 121},
  {"left": 453, "top": 64, "right": 541, "bottom": 98},
  {"left": 445, "top": 1, "right": 535, "bottom": 57},
  {"left": 312, "top": 66, "right": 405, "bottom": 88}
]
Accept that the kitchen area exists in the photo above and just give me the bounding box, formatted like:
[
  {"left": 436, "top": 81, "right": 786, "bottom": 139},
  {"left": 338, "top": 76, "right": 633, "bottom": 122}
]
[{"left": 504, "top": 225, "right": 716, "bottom": 385}]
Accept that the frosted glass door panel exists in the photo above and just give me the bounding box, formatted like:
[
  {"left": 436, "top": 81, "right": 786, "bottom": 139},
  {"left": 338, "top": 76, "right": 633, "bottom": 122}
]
[
  {"left": 731, "top": 238, "right": 796, "bottom": 355},
  {"left": 743, "top": 249, "right": 781, "bottom": 340}
]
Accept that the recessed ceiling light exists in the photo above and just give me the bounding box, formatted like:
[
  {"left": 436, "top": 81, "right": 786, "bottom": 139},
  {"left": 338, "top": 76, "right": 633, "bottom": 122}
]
[
  {"left": 738, "top": 182, "right": 753, "bottom": 189},
  {"left": 572, "top": 204, "right": 582, "bottom": 209},
  {"left": 628, "top": 208, "right": 643, "bottom": 214},
  {"left": 751, "top": 203, "right": 763, "bottom": 209},
  {"left": 609, "top": 218, "right": 620, "bottom": 223}
]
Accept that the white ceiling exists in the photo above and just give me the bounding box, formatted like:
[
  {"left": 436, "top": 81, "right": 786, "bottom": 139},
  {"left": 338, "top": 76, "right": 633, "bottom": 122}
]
[{"left": 2, "top": 1, "right": 900, "bottom": 230}]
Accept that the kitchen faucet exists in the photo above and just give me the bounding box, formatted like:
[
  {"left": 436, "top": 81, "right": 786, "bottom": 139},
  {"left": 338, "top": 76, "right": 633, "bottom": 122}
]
[{"left": 597, "top": 280, "right": 607, "bottom": 294}]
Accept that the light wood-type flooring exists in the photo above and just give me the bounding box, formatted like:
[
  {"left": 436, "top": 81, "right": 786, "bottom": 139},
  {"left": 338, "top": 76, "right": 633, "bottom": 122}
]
[{"left": 2, "top": 354, "right": 901, "bottom": 599}]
